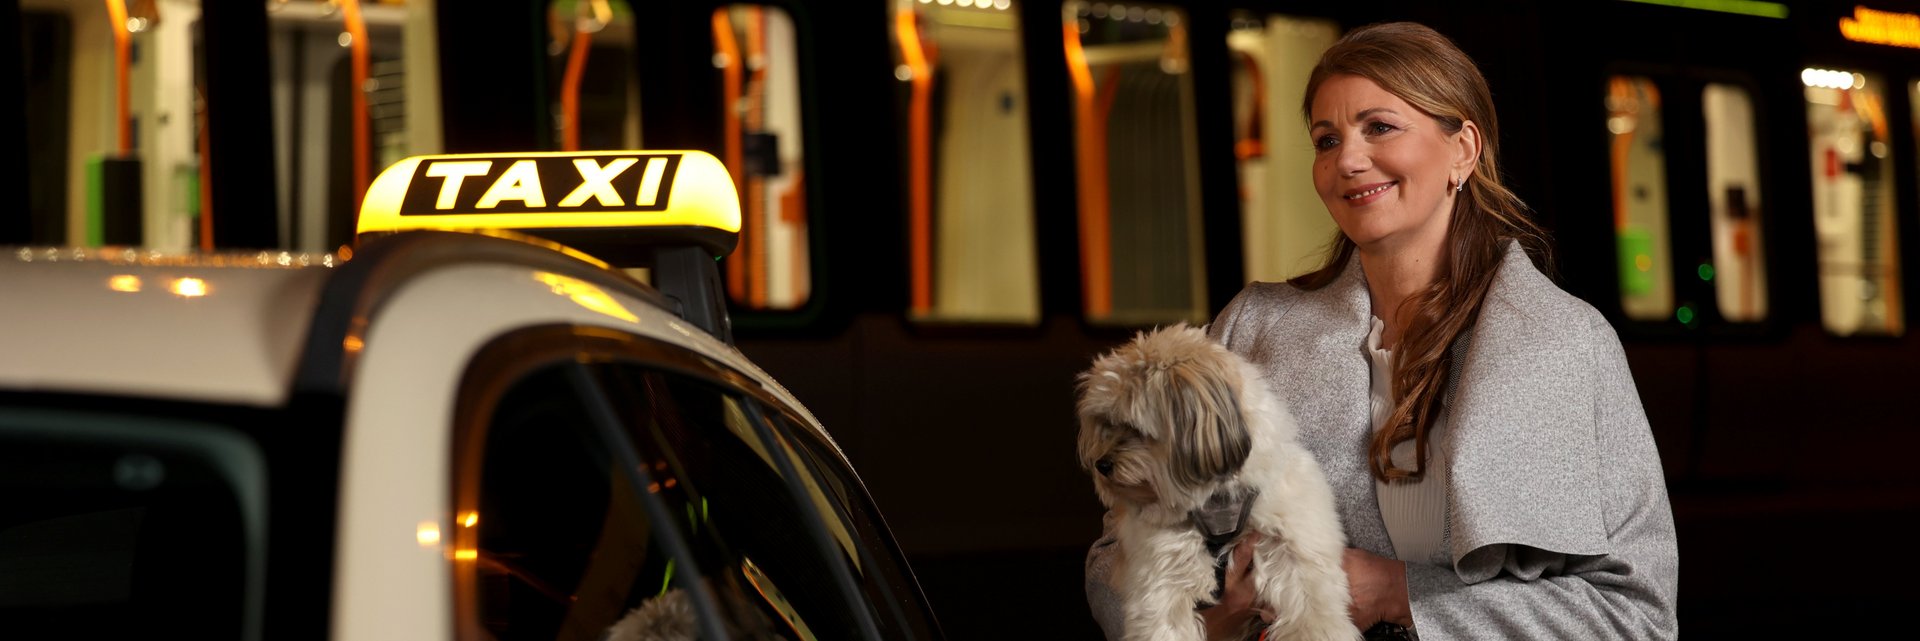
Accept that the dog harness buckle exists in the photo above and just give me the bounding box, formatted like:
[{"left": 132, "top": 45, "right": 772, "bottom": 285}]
[{"left": 1189, "top": 489, "right": 1258, "bottom": 609}]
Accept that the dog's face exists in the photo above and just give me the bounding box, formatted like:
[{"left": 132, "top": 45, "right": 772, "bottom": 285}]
[{"left": 1077, "top": 324, "right": 1252, "bottom": 513}]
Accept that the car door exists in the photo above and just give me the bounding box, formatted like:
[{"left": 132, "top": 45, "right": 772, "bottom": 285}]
[{"left": 447, "top": 325, "right": 919, "bottom": 640}]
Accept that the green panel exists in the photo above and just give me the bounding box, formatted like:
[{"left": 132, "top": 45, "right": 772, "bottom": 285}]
[
  {"left": 85, "top": 156, "right": 104, "bottom": 247},
  {"left": 1618, "top": 227, "right": 1655, "bottom": 296}
]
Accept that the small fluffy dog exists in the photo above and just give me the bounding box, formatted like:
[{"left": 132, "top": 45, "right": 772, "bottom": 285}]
[{"left": 1078, "top": 324, "right": 1354, "bottom": 641}]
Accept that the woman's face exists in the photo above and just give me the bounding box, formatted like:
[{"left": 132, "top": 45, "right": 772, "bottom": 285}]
[{"left": 1309, "top": 74, "right": 1477, "bottom": 255}]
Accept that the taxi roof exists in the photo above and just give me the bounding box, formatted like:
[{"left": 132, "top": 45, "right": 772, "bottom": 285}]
[
  {"left": 0, "top": 150, "right": 754, "bottom": 411},
  {"left": 0, "top": 247, "right": 337, "bottom": 407}
]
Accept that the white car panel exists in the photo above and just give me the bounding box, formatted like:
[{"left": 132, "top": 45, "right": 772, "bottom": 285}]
[
  {"left": 2, "top": 237, "right": 858, "bottom": 640},
  {"left": 0, "top": 256, "right": 330, "bottom": 406},
  {"left": 330, "top": 261, "right": 774, "bottom": 640}
]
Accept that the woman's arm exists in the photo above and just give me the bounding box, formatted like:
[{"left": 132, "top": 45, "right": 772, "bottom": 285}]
[
  {"left": 1403, "top": 320, "right": 1678, "bottom": 640},
  {"left": 1087, "top": 519, "right": 1269, "bottom": 641},
  {"left": 1403, "top": 535, "right": 1674, "bottom": 639}
]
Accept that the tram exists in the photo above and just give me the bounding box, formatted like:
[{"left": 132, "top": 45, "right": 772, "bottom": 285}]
[{"left": 9, "top": 0, "right": 1920, "bottom": 635}]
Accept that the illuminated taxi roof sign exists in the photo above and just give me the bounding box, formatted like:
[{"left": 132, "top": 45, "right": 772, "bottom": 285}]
[{"left": 356, "top": 150, "right": 740, "bottom": 257}]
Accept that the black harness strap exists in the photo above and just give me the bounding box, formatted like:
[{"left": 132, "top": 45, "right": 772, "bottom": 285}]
[{"left": 1188, "top": 489, "right": 1259, "bottom": 608}]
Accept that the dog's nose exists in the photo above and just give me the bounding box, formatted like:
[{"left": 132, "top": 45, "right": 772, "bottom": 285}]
[{"left": 1096, "top": 458, "right": 1115, "bottom": 477}]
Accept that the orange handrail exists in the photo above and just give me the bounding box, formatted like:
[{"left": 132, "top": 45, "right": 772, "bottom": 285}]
[
  {"left": 105, "top": 0, "right": 132, "bottom": 155},
  {"left": 781, "top": 169, "right": 808, "bottom": 301},
  {"left": 561, "top": 28, "right": 592, "bottom": 151},
  {"left": 1235, "top": 51, "right": 1265, "bottom": 160},
  {"left": 713, "top": 9, "right": 746, "bottom": 302},
  {"left": 897, "top": 8, "right": 934, "bottom": 314},
  {"left": 1064, "top": 23, "right": 1111, "bottom": 317},
  {"left": 341, "top": 0, "right": 370, "bottom": 208},
  {"left": 745, "top": 7, "right": 768, "bottom": 309},
  {"left": 1606, "top": 77, "right": 1636, "bottom": 232}
]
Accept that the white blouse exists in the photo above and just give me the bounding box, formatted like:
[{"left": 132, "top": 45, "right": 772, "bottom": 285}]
[{"left": 1367, "top": 316, "right": 1449, "bottom": 566}]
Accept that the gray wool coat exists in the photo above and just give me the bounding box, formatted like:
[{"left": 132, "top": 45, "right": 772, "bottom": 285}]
[{"left": 1086, "top": 243, "right": 1679, "bottom": 640}]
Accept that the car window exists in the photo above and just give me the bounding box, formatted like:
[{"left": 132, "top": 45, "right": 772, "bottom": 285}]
[
  {"left": 458, "top": 364, "right": 668, "bottom": 641},
  {"left": 0, "top": 408, "right": 263, "bottom": 640},
  {"left": 459, "top": 359, "right": 874, "bottom": 640},
  {"left": 597, "top": 364, "right": 875, "bottom": 640}
]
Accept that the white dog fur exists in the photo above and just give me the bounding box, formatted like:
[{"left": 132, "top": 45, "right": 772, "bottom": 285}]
[{"left": 1078, "top": 324, "right": 1355, "bottom": 641}]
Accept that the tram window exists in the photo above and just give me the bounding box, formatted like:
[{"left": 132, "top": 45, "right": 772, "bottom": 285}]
[
  {"left": 1226, "top": 12, "right": 1340, "bottom": 283},
  {"left": 1702, "top": 83, "right": 1768, "bottom": 323},
  {"left": 1805, "top": 68, "right": 1903, "bottom": 336},
  {"left": 546, "top": 0, "right": 643, "bottom": 152},
  {"left": 1606, "top": 76, "right": 1676, "bottom": 322},
  {"left": 894, "top": 0, "right": 1040, "bottom": 325},
  {"left": 1065, "top": 1, "right": 1208, "bottom": 326},
  {"left": 714, "top": 5, "right": 812, "bottom": 312},
  {"left": 22, "top": 1, "right": 205, "bottom": 250},
  {"left": 267, "top": 0, "right": 419, "bottom": 252}
]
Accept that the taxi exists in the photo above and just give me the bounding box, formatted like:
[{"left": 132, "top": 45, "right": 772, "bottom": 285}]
[{"left": 0, "top": 151, "right": 941, "bottom": 640}]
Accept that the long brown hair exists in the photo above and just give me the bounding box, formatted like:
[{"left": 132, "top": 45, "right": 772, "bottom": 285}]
[{"left": 1291, "top": 22, "right": 1554, "bottom": 483}]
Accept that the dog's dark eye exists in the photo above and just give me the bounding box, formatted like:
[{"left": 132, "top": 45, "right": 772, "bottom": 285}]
[{"left": 1096, "top": 458, "right": 1115, "bottom": 477}]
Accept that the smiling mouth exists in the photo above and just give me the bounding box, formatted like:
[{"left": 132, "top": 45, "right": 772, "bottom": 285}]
[{"left": 1344, "top": 182, "right": 1396, "bottom": 200}]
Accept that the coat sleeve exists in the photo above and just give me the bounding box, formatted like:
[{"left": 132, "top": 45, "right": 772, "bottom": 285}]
[
  {"left": 1205, "top": 286, "right": 1258, "bottom": 349},
  {"left": 1404, "top": 318, "right": 1678, "bottom": 640}
]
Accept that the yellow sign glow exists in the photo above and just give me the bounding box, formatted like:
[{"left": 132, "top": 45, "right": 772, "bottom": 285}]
[
  {"left": 535, "top": 271, "right": 641, "bottom": 323},
  {"left": 1841, "top": 6, "right": 1920, "bottom": 49},
  {"left": 355, "top": 150, "right": 741, "bottom": 241}
]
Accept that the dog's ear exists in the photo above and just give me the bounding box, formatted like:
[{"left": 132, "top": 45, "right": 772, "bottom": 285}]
[{"left": 1166, "top": 365, "right": 1252, "bottom": 488}]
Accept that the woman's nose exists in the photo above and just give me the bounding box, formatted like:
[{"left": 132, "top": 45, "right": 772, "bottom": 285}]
[{"left": 1335, "top": 141, "right": 1371, "bottom": 175}]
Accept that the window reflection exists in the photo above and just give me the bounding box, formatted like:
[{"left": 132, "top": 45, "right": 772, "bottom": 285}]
[
  {"left": 1702, "top": 84, "right": 1768, "bottom": 322},
  {"left": 895, "top": 0, "right": 1038, "bottom": 325},
  {"left": 461, "top": 364, "right": 863, "bottom": 640},
  {"left": 1227, "top": 12, "right": 1339, "bottom": 283},
  {"left": 1805, "top": 68, "right": 1902, "bottom": 336},
  {"left": 1064, "top": 1, "right": 1205, "bottom": 325},
  {"left": 714, "top": 5, "right": 811, "bottom": 312},
  {"left": 1607, "top": 76, "right": 1675, "bottom": 321}
]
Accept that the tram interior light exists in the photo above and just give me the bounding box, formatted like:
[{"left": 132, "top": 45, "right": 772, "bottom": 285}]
[{"left": 1801, "top": 68, "right": 1863, "bottom": 90}]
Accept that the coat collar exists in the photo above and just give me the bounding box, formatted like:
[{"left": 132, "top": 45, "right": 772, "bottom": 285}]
[{"left": 1314, "top": 240, "right": 1612, "bottom": 570}]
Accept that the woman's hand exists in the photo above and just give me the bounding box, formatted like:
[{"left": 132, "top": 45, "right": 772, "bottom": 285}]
[
  {"left": 1199, "top": 535, "right": 1270, "bottom": 640},
  {"left": 1342, "top": 547, "right": 1413, "bottom": 629}
]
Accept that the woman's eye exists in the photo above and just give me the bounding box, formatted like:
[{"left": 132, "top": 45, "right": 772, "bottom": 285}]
[
  {"left": 1314, "top": 136, "right": 1338, "bottom": 151},
  {"left": 1367, "top": 122, "right": 1396, "bottom": 135}
]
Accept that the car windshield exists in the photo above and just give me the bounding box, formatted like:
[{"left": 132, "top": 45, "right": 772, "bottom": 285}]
[{"left": 0, "top": 405, "right": 265, "bottom": 639}]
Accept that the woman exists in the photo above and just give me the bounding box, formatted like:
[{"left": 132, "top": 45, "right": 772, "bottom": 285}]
[{"left": 1086, "top": 22, "right": 1677, "bottom": 640}]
